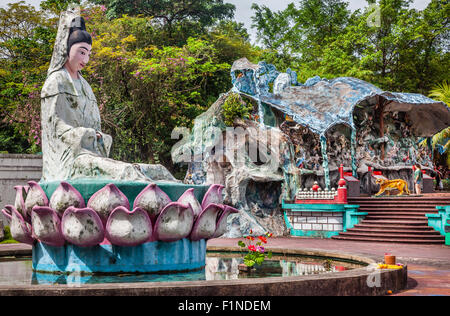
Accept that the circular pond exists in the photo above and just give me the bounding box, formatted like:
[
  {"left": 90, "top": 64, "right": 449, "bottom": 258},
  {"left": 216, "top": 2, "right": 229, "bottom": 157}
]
[
  {"left": 0, "top": 247, "right": 407, "bottom": 296},
  {"left": 0, "top": 251, "right": 363, "bottom": 286}
]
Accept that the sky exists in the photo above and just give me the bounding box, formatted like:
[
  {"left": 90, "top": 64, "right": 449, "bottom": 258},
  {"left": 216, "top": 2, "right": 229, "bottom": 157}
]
[{"left": 5, "top": 0, "right": 433, "bottom": 43}]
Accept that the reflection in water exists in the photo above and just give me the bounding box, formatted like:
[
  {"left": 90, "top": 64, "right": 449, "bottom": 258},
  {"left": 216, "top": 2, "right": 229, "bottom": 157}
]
[
  {"left": 0, "top": 259, "right": 34, "bottom": 285},
  {"left": 0, "top": 254, "right": 360, "bottom": 286}
]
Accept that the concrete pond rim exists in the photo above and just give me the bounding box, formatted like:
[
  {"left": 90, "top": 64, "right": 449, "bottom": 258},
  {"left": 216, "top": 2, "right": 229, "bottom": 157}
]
[{"left": 0, "top": 244, "right": 407, "bottom": 296}]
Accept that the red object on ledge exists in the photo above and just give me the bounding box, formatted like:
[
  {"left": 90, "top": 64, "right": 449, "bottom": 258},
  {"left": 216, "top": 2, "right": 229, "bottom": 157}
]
[
  {"left": 337, "top": 164, "right": 347, "bottom": 203},
  {"left": 312, "top": 183, "right": 320, "bottom": 192}
]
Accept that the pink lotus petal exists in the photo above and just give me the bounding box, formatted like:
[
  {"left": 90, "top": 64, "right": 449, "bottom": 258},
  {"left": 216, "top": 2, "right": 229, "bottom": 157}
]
[
  {"left": 14, "top": 185, "right": 29, "bottom": 220},
  {"left": 1, "top": 206, "right": 12, "bottom": 221},
  {"left": 87, "top": 184, "right": 129, "bottom": 225},
  {"left": 49, "top": 181, "right": 85, "bottom": 218},
  {"left": 201, "top": 184, "right": 224, "bottom": 210},
  {"left": 24, "top": 181, "right": 48, "bottom": 219},
  {"left": 190, "top": 203, "right": 223, "bottom": 241},
  {"left": 213, "top": 205, "right": 239, "bottom": 238},
  {"left": 153, "top": 202, "right": 194, "bottom": 242},
  {"left": 133, "top": 183, "right": 171, "bottom": 224},
  {"left": 31, "top": 206, "right": 65, "bottom": 247},
  {"left": 177, "top": 188, "right": 202, "bottom": 219},
  {"left": 105, "top": 206, "right": 152, "bottom": 247},
  {"left": 8, "top": 205, "right": 34, "bottom": 245},
  {"left": 61, "top": 207, "right": 104, "bottom": 247}
]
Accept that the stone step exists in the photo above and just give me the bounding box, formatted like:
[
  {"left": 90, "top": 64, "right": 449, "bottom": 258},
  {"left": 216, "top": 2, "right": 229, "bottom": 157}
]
[
  {"left": 336, "top": 196, "right": 447, "bottom": 244},
  {"left": 364, "top": 215, "right": 428, "bottom": 220},
  {"left": 349, "top": 202, "right": 450, "bottom": 206},
  {"left": 355, "top": 207, "right": 446, "bottom": 212},
  {"left": 348, "top": 197, "right": 450, "bottom": 201},
  {"left": 354, "top": 203, "right": 449, "bottom": 209},
  {"left": 331, "top": 235, "right": 445, "bottom": 244},
  {"left": 340, "top": 231, "right": 445, "bottom": 240},
  {"left": 349, "top": 227, "right": 441, "bottom": 235},
  {"left": 361, "top": 211, "right": 435, "bottom": 216},
  {"left": 354, "top": 223, "right": 434, "bottom": 230},
  {"left": 358, "top": 205, "right": 441, "bottom": 210},
  {"left": 361, "top": 219, "right": 429, "bottom": 226}
]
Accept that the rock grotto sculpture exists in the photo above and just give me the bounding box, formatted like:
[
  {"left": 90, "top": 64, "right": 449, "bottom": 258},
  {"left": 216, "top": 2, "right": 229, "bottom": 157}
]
[{"left": 173, "top": 57, "right": 450, "bottom": 237}]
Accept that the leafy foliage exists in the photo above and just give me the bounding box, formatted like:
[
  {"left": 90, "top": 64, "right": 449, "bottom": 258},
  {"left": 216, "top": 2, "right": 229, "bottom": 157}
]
[
  {"left": 420, "top": 80, "right": 450, "bottom": 167},
  {"left": 251, "top": 0, "right": 449, "bottom": 94},
  {"left": 237, "top": 231, "right": 273, "bottom": 267},
  {"left": 0, "top": 2, "right": 57, "bottom": 153},
  {"left": 90, "top": 0, "right": 235, "bottom": 43},
  {"left": 222, "top": 93, "right": 252, "bottom": 126},
  {"left": 0, "top": 2, "right": 258, "bottom": 170},
  {"left": 0, "top": 0, "right": 448, "bottom": 173},
  {"left": 82, "top": 6, "right": 233, "bottom": 171}
]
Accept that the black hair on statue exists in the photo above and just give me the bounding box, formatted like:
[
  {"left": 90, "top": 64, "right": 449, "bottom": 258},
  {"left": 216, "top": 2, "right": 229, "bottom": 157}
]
[{"left": 67, "top": 17, "right": 92, "bottom": 56}]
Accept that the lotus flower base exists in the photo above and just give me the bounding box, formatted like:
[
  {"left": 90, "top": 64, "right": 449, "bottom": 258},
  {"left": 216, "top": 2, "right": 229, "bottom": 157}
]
[
  {"left": 32, "top": 239, "right": 206, "bottom": 274},
  {"left": 4, "top": 180, "right": 238, "bottom": 275}
]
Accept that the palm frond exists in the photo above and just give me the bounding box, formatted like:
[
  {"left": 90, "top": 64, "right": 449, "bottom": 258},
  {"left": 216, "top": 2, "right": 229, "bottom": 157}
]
[{"left": 429, "top": 80, "right": 450, "bottom": 106}]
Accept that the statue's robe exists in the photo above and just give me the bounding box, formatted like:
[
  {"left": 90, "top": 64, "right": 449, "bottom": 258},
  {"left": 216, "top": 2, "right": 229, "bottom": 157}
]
[{"left": 41, "top": 68, "right": 176, "bottom": 182}]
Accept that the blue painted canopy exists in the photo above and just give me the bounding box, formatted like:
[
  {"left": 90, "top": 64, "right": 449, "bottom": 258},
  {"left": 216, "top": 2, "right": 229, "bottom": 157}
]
[{"left": 231, "top": 58, "right": 450, "bottom": 137}]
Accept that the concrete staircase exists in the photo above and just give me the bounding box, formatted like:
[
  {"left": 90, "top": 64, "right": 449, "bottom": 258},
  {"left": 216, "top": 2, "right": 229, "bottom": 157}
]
[{"left": 331, "top": 196, "right": 450, "bottom": 244}]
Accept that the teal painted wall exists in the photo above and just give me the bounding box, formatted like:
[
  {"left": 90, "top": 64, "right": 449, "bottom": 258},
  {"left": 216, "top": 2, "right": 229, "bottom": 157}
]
[
  {"left": 282, "top": 201, "right": 366, "bottom": 238},
  {"left": 426, "top": 205, "right": 450, "bottom": 246}
]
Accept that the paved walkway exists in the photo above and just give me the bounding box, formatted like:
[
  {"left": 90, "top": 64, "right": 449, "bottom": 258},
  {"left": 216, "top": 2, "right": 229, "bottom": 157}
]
[{"left": 1, "top": 238, "right": 449, "bottom": 296}]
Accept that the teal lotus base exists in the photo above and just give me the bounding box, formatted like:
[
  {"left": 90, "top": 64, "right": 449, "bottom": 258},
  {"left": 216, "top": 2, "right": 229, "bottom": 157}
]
[
  {"left": 30, "top": 179, "right": 211, "bottom": 274},
  {"left": 32, "top": 239, "right": 207, "bottom": 274},
  {"left": 39, "top": 179, "right": 210, "bottom": 206}
]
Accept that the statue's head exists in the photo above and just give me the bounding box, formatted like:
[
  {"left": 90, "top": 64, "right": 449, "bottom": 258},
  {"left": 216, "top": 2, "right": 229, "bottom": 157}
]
[{"left": 65, "top": 17, "right": 92, "bottom": 74}]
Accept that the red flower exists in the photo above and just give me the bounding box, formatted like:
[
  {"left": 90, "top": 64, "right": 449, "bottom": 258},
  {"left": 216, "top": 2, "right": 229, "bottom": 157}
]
[
  {"left": 246, "top": 236, "right": 255, "bottom": 241},
  {"left": 258, "top": 236, "right": 267, "bottom": 243},
  {"left": 248, "top": 245, "right": 257, "bottom": 252}
]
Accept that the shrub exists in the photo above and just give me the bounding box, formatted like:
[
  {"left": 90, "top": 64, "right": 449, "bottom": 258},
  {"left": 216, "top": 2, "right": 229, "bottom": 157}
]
[{"left": 222, "top": 93, "right": 253, "bottom": 126}]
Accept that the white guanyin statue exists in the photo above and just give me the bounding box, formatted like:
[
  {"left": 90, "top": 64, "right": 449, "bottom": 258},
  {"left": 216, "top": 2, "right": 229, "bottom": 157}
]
[{"left": 41, "top": 8, "right": 177, "bottom": 182}]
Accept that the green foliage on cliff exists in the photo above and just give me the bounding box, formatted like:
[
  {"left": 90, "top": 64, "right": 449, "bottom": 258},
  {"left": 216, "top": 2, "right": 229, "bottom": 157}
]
[{"left": 222, "top": 93, "right": 253, "bottom": 126}]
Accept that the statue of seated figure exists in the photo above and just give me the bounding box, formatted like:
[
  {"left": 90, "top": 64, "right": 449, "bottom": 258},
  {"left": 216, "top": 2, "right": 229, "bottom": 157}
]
[{"left": 41, "top": 10, "right": 177, "bottom": 182}]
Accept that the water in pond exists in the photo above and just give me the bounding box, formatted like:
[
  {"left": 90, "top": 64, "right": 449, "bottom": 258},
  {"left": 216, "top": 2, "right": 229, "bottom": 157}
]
[{"left": 0, "top": 253, "right": 363, "bottom": 286}]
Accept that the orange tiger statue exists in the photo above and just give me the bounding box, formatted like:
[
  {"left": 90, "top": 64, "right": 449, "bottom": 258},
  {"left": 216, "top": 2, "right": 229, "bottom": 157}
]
[{"left": 375, "top": 178, "right": 411, "bottom": 196}]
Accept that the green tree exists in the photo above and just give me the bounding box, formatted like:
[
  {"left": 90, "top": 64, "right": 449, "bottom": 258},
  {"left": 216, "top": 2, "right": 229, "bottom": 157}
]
[
  {"left": 251, "top": 0, "right": 352, "bottom": 80},
  {"left": 250, "top": 0, "right": 449, "bottom": 94},
  {"left": 421, "top": 80, "right": 450, "bottom": 167},
  {"left": 90, "top": 0, "right": 235, "bottom": 40},
  {"left": 39, "top": 0, "right": 81, "bottom": 14},
  {"left": 83, "top": 7, "right": 230, "bottom": 174},
  {"left": 0, "top": 2, "right": 56, "bottom": 153}
]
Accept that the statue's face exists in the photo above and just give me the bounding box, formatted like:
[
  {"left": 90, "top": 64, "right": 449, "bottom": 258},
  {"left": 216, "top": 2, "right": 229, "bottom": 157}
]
[{"left": 66, "top": 42, "right": 91, "bottom": 73}]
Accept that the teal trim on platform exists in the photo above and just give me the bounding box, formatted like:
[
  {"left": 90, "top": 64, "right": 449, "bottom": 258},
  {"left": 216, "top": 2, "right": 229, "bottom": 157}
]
[
  {"left": 282, "top": 201, "right": 351, "bottom": 211},
  {"left": 39, "top": 179, "right": 210, "bottom": 206},
  {"left": 282, "top": 200, "right": 367, "bottom": 238},
  {"left": 32, "top": 239, "right": 207, "bottom": 274},
  {"left": 426, "top": 206, "right": 450, "bottom": 245}
]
